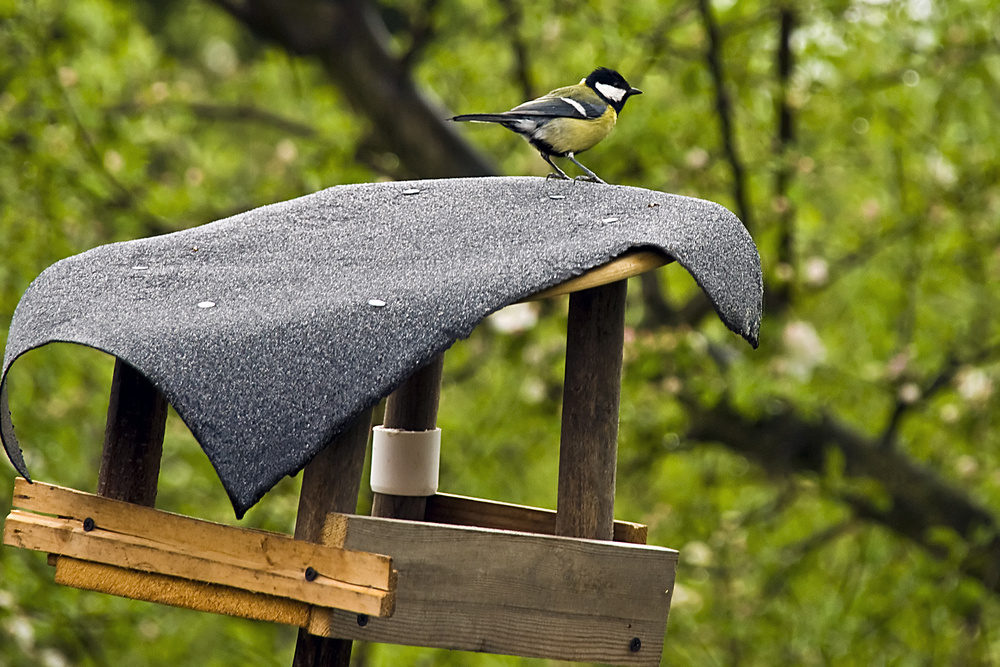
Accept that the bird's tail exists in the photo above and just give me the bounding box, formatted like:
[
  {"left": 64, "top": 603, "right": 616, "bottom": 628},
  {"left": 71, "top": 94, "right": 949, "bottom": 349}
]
[{"left": 448, "top": 113, "right": 512, "bottom": 123}]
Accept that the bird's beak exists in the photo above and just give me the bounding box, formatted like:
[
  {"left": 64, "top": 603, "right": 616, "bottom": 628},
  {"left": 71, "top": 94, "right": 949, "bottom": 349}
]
[{"left": 630, "top": 87, "right": 643, "bottom": 96}]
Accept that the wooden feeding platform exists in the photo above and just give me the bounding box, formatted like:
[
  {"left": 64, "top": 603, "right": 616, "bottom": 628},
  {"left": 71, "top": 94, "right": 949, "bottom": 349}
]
[
  {"left": 1, "top": 177, "right": 763, "bottom": 665},
  {"left": 5, "top": 478, "right": 396, "bottom": 624}
]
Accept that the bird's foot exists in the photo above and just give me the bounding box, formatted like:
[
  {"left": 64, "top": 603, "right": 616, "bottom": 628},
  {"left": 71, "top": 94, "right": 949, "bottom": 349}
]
[
  {"left": 546, "top": 172, "right": 571, "bottom": 181},
  {"left": 574, "top": 174, "right": 607, "bottom": 185}
]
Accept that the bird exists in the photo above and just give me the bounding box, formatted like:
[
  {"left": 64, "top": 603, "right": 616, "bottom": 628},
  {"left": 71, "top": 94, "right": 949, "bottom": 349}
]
[{"left": 448, "top": 67, "right": 642, "bottom": 184}]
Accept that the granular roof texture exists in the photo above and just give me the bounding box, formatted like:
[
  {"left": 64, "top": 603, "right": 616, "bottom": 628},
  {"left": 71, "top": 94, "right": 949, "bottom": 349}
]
[{"left": 1, "top": 177, "right": 762, "bottom": 516}]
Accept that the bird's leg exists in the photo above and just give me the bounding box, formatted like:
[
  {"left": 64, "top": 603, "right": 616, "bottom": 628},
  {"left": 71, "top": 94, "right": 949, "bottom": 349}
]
[
  {"left": 542, "top": 153, "right": 571, "bottom": 180},
  {"left": 567, "top": 154, "right": 607, "bottom": 184}
]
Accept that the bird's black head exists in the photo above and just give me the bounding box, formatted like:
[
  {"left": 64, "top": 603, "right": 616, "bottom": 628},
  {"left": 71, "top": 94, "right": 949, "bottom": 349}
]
[{"left": 584, "top": 67, "right": 642, "bottom": 113}]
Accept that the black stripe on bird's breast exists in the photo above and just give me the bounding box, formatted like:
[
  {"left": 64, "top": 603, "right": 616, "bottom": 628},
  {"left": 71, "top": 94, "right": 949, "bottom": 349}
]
[{"left": 527, "top": 135, "right": 566, "bottom": 158}]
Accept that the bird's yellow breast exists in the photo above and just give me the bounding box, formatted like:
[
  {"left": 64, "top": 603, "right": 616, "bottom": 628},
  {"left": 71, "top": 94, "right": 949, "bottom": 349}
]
[{"left": 535, "top": 107, "right": 618, "bottom": 155}]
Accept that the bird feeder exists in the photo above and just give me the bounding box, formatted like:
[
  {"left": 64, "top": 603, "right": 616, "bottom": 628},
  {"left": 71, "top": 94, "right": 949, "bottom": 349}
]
[{"left": 2, "top": 177, "right": 762, "bottom": 666}]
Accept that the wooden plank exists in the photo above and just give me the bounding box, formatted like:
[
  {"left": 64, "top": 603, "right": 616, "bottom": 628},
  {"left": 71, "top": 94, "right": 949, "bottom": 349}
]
[
  {"left": 54, "top": 556, "right": 311, "bottom": 626},
  {"left": 98, "top": 358, "right": 168, "bottom": 506},
  {"left": 523, "top": 250, "right": 669, "bottom": 302},
  {"left": 557, "top": 281, "right": 627, "bottom": 540},
  {"left": 292, "top": 408, "right": 374, "bottom": 667},
  {"left": 4, "top": 510, "right": 393, "bottom": 617},
  {"left": 313, "top": 513, "right": 675, "bottom": 666},
  {"left": 11, "top": 478, "right": 391, "bottom": 592},
  {"left": 424, "top": 493, "right": 647, "bottom": 545}
]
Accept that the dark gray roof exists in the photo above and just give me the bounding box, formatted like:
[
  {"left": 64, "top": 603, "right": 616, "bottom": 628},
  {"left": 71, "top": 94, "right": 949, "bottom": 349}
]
[{"left": 1, "top": 177, "right": 762, "bottom": 516}]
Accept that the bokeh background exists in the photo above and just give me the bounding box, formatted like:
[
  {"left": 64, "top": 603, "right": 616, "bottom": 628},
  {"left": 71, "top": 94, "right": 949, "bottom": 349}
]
[{"left": 2, "top": 0, "right": 999, "bottom": 664}]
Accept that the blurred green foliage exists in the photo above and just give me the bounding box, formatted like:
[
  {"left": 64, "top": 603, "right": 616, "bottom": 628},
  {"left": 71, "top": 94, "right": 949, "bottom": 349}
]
[{"left": 2, "top": 0, "right": 999, "bottom": 665}]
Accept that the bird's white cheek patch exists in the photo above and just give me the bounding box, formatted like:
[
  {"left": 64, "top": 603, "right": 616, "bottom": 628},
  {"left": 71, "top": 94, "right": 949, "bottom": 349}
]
[
  {"left": 595, "top": 82, "right": 626, "bottom": 103},
  {"left": 560, "top": 97, "right": 588, "bottom": 117}
]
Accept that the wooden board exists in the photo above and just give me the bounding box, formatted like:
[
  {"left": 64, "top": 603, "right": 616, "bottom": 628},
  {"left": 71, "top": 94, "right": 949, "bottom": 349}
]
[
  {"left": 523, "top": 249, "right": 669, "bottom": 301},
  {"left": 54, "top": 556, "right": 312, "bottom": 626},
  {"left": 425, "top": 493, "right": 647, "bottom": 544},
  {"left": 312, "top": 513, "right": 676, "bottom": 666},
  {"left": 4, "top": 479, "right": 395, "bottom": 617}
]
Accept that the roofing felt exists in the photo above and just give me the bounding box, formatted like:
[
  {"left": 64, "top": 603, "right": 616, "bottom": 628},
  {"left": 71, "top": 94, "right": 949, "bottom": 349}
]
[{"left": 1, "top": 177, "right": 763, "bottom": 516}]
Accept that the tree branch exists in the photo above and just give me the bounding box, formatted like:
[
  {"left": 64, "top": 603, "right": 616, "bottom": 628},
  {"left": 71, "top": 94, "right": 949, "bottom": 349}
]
[
  {"left": 771, "top": 5, "right": 796, "bottom": 308},
  {"left": 689, "top": 399, "right": 1000, "bottom": 595},
  {"left": 399, "top": 0, "right": 441, "bottom": 70},
  {"left": 57, "top": 78, "right": 173, "bottom": 236},
  {"left": 498, "top": 0, "right": 535, "bottom": 101},
  {"left": 880, "top": 342, "right": 1000, "bottom": 449},
  {"left": 637, "top": 275, "right": 716, "bottom": 332},
  {"left": 696, "top": 0, "right": 752, "bottom": 230},
  {"left": 879, "top": 353, "right": 958, "bottom": 449},
  {"left": 210, "top": 0, "right": 495, "bottom": 179},
  {"left": 110, "top": 101, "right": 318, "bottom": 137},
  {"left": 762, "top": 519, "right": 859, "bottom": 597},
  {"left": 638, "top": 272, "right": 674, "bottom": 327}
]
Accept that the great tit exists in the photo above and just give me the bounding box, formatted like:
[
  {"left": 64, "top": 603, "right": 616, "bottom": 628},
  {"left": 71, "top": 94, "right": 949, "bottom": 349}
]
[{"left": 449, "top": 67, "right": 642, "bottom": 184}]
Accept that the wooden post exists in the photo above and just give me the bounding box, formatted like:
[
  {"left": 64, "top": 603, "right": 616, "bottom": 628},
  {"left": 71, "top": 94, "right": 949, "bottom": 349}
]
[
  {"left": 296, "top": 355, "right": 442, "bottom": 664},
  {"left": 97, "top": 358, "right": 168, "bottom": 506},
  {"left": 555, "top": 281, "right": 627, "bottom": 541},
  {"left": 370, "top": 355, "right": 444, "bottom": 521},
  {"left": 292, "top": 408, "right": 374, "bottom": 667}
]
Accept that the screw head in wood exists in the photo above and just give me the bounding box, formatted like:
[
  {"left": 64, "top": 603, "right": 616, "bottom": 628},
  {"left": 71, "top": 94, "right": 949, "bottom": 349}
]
[
  {"left": 82, "top": 517, "right": 95, "bottom": 532},
  {"left": 629, "top": 637, "right": 642, "bottom": 652},
  {"left": 357, "top": 614, "right": 369, "bottom": 627},
  {"left": 304, "top": 566, "right": 318, "bottom": 582}
]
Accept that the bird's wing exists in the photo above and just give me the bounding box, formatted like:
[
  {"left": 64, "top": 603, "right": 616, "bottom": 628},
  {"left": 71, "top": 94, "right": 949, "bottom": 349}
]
[{"left": 508, "top": 94, "right": 606, "bottom": 120}]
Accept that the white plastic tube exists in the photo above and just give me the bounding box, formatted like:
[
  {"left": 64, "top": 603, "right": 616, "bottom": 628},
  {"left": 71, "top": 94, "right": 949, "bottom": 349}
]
[{"left": 369, "top": 426, "right": 441, "bottom": 496}]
